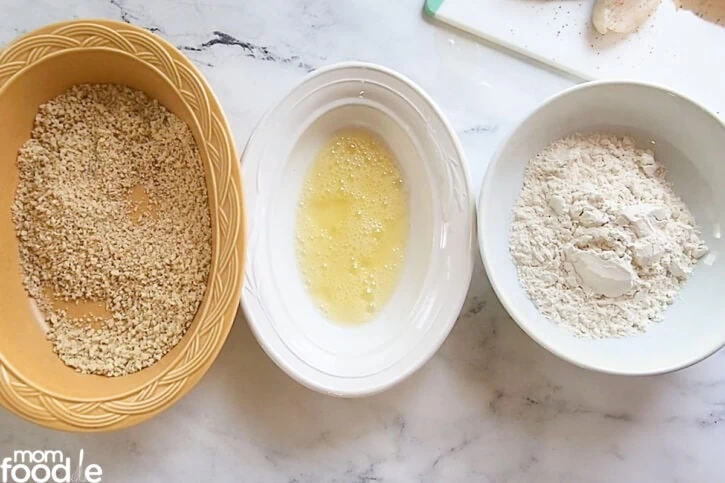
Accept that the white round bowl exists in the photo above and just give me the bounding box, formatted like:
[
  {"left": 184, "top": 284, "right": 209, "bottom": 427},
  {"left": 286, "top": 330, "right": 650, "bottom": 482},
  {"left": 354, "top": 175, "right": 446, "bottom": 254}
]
[
  {"left": 241, "top": 62, "right": 475, "bottom": 396},
  {"left": 479, "top": 80, "right": 725, "bottom": 375}
]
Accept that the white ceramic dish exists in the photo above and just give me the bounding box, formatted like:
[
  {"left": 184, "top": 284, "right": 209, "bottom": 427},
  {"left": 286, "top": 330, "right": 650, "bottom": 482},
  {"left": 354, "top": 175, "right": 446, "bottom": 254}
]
[
  {"left": 479, "top": 80, "right": 725, "bottom": 375},
  {"left": 241, "top": 62, "right": 475, "bottom": 396}
]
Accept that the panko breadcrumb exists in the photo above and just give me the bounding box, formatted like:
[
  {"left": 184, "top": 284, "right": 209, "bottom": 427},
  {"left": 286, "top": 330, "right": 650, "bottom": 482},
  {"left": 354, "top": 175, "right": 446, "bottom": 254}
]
[{"left": 12, "top": 84, "right": 212, "bottom": 376}]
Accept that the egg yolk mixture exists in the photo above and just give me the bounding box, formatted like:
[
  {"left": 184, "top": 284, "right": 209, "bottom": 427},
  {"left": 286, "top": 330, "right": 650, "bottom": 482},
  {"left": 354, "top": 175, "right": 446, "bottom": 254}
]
[{"left": 296, "top": 128, "right": 409, "bottom": 324}]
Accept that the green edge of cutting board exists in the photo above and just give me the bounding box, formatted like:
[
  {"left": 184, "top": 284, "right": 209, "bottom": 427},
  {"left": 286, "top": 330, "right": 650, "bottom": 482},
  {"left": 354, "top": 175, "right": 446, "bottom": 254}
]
[{"left": 424, "top": 0, "right": 445, "bottom": 16}]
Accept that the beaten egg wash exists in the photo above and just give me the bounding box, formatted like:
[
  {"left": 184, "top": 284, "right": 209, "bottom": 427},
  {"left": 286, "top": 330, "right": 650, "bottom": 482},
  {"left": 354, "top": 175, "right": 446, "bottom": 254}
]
[{"left": 296, "top": 129, "right": 409, "bottom": 324}]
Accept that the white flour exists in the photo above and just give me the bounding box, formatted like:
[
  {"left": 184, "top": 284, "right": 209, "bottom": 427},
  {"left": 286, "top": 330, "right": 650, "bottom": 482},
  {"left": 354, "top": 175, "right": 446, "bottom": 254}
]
[{"left": 510, "top": 133, "right": 708, "bottom": 338}]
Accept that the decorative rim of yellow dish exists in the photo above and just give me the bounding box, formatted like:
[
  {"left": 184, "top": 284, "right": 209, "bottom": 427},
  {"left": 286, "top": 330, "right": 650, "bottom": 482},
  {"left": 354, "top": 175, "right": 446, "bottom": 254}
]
[{"left": 0, "top": 19, "right": 244, "bottom": 431}]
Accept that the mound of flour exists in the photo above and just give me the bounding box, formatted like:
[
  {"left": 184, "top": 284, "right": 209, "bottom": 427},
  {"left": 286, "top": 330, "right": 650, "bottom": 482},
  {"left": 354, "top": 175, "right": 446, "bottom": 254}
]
[{"left": 510, "top": 133, "right": 708, "bottom": 338}]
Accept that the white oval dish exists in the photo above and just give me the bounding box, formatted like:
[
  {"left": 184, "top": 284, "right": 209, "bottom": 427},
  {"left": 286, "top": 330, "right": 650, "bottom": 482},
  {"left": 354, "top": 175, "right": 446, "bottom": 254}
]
[
  {"left": 241, "top": 62, "right": 475, "bottom": 396},
  {"left": 479, "top": 80, "right": 725, "bottom": 375}
]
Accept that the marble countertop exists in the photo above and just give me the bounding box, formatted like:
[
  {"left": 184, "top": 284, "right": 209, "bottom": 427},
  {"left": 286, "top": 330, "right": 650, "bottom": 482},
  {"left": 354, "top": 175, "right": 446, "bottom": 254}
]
[{"left": 2, "top": 1, "right": 724, "bottom": 482}]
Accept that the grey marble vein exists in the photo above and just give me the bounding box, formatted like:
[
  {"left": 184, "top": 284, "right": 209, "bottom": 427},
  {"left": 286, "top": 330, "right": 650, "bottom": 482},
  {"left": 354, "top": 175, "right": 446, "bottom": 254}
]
[
  {"left": 109, "top": 0, "right": 162, "bottom": 33},
  {"left": 178, "top": 30, "right": 314, "bottom": 71}
]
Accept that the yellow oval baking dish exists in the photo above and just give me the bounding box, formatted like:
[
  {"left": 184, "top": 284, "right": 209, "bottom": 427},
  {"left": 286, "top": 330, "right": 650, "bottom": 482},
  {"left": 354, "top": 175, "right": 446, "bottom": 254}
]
[{"left": 0, "top": 19, "right": 244, "bottom": 431}]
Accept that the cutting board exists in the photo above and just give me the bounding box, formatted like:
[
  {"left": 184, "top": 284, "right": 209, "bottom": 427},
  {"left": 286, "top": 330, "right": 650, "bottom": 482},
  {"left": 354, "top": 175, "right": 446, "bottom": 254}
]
[{"left": 424, "top": 0, "right": 725, "bottom": 117}]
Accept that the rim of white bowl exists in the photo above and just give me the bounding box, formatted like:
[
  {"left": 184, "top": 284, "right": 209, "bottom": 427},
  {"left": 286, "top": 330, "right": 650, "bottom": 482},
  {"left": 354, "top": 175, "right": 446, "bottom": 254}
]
[
  {"left": 479, "top": 79, "right": 725, "bottom": 376},
  {"left": 241, "top": 61, "right": 475, "bottom": 396}
]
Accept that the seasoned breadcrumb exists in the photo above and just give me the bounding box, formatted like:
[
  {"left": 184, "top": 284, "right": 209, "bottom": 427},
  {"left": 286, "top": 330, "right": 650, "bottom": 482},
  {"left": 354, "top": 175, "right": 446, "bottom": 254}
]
[{"left": 12, "top": 84, "right": 212, "bottom": 376}]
